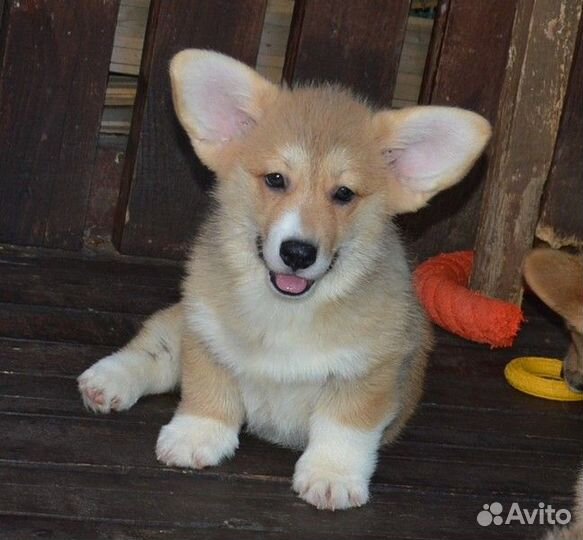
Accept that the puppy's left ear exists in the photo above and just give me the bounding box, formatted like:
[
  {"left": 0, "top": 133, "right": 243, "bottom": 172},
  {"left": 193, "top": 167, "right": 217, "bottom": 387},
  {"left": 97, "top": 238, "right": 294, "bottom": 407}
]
[{"left": 374, "top": 106, "right": 491, "bottom": 214}]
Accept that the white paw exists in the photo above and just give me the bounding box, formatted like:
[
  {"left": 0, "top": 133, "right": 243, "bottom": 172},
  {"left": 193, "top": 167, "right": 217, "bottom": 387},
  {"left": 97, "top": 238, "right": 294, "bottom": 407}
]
[
  {"left": 156, "top": 415, "right": 239, "bottom": 469},
  {"left": 293, "top": 454, "right": 369, "bottom": 510},
  {"left": 78, "top": 353, "right": 142, "bottom": 413}
]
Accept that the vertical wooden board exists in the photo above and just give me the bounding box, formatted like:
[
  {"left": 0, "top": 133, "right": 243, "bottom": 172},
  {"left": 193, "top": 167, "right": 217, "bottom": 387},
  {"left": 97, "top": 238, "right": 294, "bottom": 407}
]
[
  {"left": 537, "top": 22, "right": 583, "bottom": 249},
  {"left": 470, "top": 0, "right": 583, "bottom": 303},
  {"left": 84, "top": 138, "right": 126, "bottom": 252},
  {"left": 399, "top": 0, "right": 518, "bottom": 262},
  {"left": 0, "top": 0, "right": 120, "bottom": 250},
  {"left": 117, "top": 0, "right": 267, "bottom": 258},
  {"left": 283, "top": 0, "right": 411, "bottom": 107}
]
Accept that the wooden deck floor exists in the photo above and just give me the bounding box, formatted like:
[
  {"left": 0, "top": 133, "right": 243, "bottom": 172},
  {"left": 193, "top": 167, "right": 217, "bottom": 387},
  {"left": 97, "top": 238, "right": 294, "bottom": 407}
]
[{"left": 1, "top": 246, "right": 581, "bottom": 539}]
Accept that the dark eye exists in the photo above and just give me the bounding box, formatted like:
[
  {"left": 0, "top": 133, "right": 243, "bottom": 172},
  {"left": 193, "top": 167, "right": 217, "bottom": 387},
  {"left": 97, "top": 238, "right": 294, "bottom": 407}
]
[
  {"left": 332, "top": 186, "right": 355, "bottom": 204},
  {"left": 265, "top": 173, "right": 286, "bottom": 190}
]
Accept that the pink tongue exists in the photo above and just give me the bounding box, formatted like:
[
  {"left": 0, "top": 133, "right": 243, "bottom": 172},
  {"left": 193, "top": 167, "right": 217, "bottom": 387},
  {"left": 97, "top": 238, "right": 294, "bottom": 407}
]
[{"left": 274, "top": 273, "right": 309, "bottom": 294}]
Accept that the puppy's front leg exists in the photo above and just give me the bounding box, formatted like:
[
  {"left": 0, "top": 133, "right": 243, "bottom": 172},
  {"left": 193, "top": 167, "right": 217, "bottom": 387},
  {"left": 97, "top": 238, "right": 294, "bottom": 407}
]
[
  {"left": 156, "top": 329, "right": 244, "bottom": 469},
  {"left": 563, "top": 331, "right": 583, "bottom": 392},
  {"left": 293, "top": 365, "right": 400, "bottom": 510}
]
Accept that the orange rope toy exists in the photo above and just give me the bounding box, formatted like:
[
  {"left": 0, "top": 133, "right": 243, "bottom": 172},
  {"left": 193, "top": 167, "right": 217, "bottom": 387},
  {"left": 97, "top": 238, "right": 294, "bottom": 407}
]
[{"left": 414, "top": 251, "right": 524, "bottom": 348}]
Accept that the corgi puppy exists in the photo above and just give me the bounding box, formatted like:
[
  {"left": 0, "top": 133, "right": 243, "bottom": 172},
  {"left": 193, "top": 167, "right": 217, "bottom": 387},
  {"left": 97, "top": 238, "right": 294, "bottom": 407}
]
[
  {"left": 524, "top": 249, "right": 583, "bottom": 539},
  {"left": 79, "top": 50, "right": 490, "bottom": 510}
]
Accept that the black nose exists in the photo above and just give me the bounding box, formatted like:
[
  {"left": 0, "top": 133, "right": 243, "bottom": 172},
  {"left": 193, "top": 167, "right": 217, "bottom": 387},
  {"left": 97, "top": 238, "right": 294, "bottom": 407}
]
[{"left": 279, "top": 240, "right": 317, "bottom": 271}]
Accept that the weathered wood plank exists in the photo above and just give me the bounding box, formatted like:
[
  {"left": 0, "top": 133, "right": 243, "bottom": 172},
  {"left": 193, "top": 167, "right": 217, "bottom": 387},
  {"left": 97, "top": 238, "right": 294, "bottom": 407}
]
[
  {"left": 4, "top": 410, "right": 571, "bottom": 535},
  {"left": 283, "top": 0, "right": 410, "bottom": 106},
  {"left": 417, "top": 0, "right": 448, "bottom": 105},
  {"left": 0, "top": 303, "right": 142, "bottom": 346},
  {"left": 0, "top": 264, "right": 178, "bottom": 314},
  {"left": 0, "top": 336, "right": 574, "bottom": 421},
  {"left": 0, "top": 246, "right": 183, "bottom": 285},
  {"left": 3, "top": 373, "right": 583, "bottom": 455},
  {"left": 399, "top": 0, "right": 518, "bottom": 262},
  {"left": 0, "top": 453, "right": 573, "bottom": 540},
  {"left": 0, "top": 516, "right": 344, "bottom": 540},
  {"left": 0, "top": 0, "right": 120, "bottom": 250},
  {"left": 115, "top": 0, "right": 268, "bottom": 258},
  {"left": 83, "top": 139, "right": 127, "bottom": 252},
  {"left": 110, "top": 0, "right": 294, "bottom": 84},
  {"left": 470, "top": 0, "right": 583, "bottom": 303},
  {"left": 0, "top": 459, "right": 572, "bottom": 540},
  {"left": 106, "top": 0, "right": 429, "bottom": 104},
  {"left": 2, "top": 390, "right": 581, "bottom": 484},
  {"left": 0, "top": 406, "right": 580, "bottom": 501},
  {"left": 0, "top": 339, "right": 114, "bottom": 376},
  {"left": 537, "top": 21, "right": 583, "bottom": 249}
]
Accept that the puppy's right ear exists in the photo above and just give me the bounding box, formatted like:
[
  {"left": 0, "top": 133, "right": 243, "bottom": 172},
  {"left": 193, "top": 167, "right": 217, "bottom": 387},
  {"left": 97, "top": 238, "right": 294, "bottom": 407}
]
[
  {"left": 523, "top": 249, "right": 583, "bottom": 332},
  {"left": 170, "top": 49, "right": 278, "bottom": 171}
]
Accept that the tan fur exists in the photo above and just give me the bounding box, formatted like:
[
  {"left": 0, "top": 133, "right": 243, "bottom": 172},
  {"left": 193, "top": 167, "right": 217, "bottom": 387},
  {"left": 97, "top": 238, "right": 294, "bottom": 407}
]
[
  {"left": 524, "top": 249, "right": 583, "bottom": 390},
  {"left": 318, "top": 326, "right": 431, "bottom": 434},
  {"left": 524, "top": 250, "right": 583, "bottom": 332},
  {"left": 182, "top": 211, "right": 432, "bottom": 441},
  {"left": 178, "top": 329, "right": 244, "bottom": 428}
]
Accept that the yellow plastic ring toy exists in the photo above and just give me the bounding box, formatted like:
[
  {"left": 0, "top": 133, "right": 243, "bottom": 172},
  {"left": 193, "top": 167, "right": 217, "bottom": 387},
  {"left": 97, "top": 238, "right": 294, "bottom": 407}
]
[{"left": 505, "top": 357, "right": 583, "bottom": 401}]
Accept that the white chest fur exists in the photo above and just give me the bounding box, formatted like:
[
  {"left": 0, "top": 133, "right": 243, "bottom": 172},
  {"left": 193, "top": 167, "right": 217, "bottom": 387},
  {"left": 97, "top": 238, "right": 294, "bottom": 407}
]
[
  {"left": 185, "top": 299, "right": 372, "bottom": 447},
  {"left": 238, "top": 375, "right": 320, "bottom": 448}
]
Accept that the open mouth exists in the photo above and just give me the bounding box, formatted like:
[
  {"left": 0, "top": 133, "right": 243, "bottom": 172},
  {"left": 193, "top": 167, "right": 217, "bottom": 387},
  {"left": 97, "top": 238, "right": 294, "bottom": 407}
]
[
  {"left": 269, "top": 271, "right": 314, "bottom": 296},
  {"left": 256, "top": 235, "right": 334, "bottom": 298}
]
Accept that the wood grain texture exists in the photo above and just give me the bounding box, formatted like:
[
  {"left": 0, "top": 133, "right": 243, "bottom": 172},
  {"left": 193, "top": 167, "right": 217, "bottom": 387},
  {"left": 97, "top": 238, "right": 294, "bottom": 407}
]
[
  {"left": 115, "top": 0, "right": 267, "bottom": 258},
  {"left": 102, "top": 3, "right": 432, "bottom": 137},
  {"left": 282, "top": 0, "right": 410, "bottom": 107},
  {"left": 399, "top": 0, "right": 518, "bottom": 263},
  {"left": 470, "top": 0, "right": 583, "bottom": 303},
  {"left": 417, "top": 0, "right": 448, "bottom": 105},
  {"left": 0, "top": 0, "right": 120, "bottom": 250},
  {"left": 0, "top": 461, "right": 570, "bottom": 539},
  {"left": 0, "top": 302, "right": 142, "bottom": 346},
  {"left": 0, "top": 247, "right": 577, "bottom": 539},
  {"left": 83, "top": 139, "right": 126, "bottom": 252},
  {"left": 537, "top": 20, "right": 583, "bottom": 249},
  {"left": 0, "top": 262, "right": 179, "bottom": 314}
]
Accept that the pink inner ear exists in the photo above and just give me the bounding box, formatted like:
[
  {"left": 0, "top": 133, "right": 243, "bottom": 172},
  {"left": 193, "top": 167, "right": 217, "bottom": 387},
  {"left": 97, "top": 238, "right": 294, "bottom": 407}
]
[
  {"left": 188, "top": 72, "right": 257, "bottom": 144},
  {"left": 207, "top": 96, "right": 253, "bottom": 143},
  {"left": 388, "top": 124, "right": 461, "bottom": 192}
]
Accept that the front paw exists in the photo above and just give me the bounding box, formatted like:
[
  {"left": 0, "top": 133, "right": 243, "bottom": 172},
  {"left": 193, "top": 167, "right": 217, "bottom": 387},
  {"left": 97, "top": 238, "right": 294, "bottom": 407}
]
[
  {"left": 78, "top": 353, "right": 141, "bottom": 413},
  {"left": 293, "top": 452, "right": 369, "bottom": 510},
  {"left": 156, "top": 414, "right": 239, "bottom": 469}
]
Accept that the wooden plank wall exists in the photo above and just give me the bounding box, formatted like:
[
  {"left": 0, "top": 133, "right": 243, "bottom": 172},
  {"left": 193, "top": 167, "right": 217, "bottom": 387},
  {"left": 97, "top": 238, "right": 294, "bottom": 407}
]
[
  {"left": 398, "top": 0, "right": 518, "bottom": 262},
  {"left": 116, "top": 0, "right": 412, "bottom": 258},
  {"left": 114, "top": 0, "right": 268, "bottom": 258},
  {"left": 108, "top": 0, "right": 294, "bottom": 82},
  {"left": 0, "top": 0, "right": 120, "bottom": 250},
  {"left": 537, "top": 20, "right": 583, "bottom": 250},
  {"left": 283, "top": 0, "right": 410, "bottom": 107},
  {"left": 100, "top": 1, "right": 433, "bottom": 136},
  {"left": 470, "top": 0, "right": 583, "bottom": 304}
]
